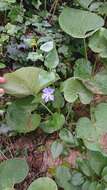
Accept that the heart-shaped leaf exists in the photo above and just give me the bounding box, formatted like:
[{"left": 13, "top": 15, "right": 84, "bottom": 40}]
[
  {"left": 44, "top": 48, "right": 59, "bottom": 69},
  {"left": 40, "top": 41, "right": 54, "bottom": 52},
  {"left": 89, "top": 28, "right": 107, "bottom": 58},
  {"left": 59, "top": 128, "right": 74, "bottom": 144},
  {"left": 55, "top": 166, "right": 72, "bottom": 189},
  {"left": 28, "top": 177, "right": 58, "bottom": 190},
  {"left": 71, "top": 172, "right": 84, "bottom": 186},
  {"left": 83, "top": 70, "right": 107, "bottom": 95},
  {"left": 74, "top": 58, "right": 92, "bottom": 80},
  {"left": 0, "top": 67, "right": 58, "bottom": 97},
  {"left": 88, "top": 182, "right": 97, "bottom": 190},
  {"left": 40, "top": 113, "right": 65, "bottom": 133},
  {"left": 76, "top": 103, "right": 107, "bottom": 155},
  {"left": 0, "top": 158, "right": 29, "bottom": 189},
  {"left": 59, "top": 7, "right": 104, "bottom": 38},
  {"left": 63, "top": 78, "right": 93, "bottom": 104},
  {"left": 82, "top": 181, "right": 91, "bottom": 190},
  {"left": 88, "top": 151, "right": 107, "bottom": 175},
  {"left": 6, "top": 97, "right": 41, "bottom": 133},
  {"left": 101, "top": 166, "right": 107, "bottom": 182},
  {"left": 51, "top": 140, "right": 63, "bottom": 159}
]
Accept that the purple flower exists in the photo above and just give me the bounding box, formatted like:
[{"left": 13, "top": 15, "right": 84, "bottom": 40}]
[{"left": 42, "top": 87, "right": 55, "bottom": 103}]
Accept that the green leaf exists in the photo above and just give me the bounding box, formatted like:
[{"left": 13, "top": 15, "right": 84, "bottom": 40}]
[
  {"left": 76, "top": 103, "right": 107, "bottom": 155},
  {"left": 82, "top": 181, "right": 91, "bottom": 190},
  {"left": 55, "top": 166, "right": 71, "bottom": 188},
  {"left": 77, "top": 117, "right": 98, "bottom": 151},
  {"left": 5, "top": 0, "right": 16, "bottom": 3},
  {"left": 0, "top": 2, "right": 9, "bottom": 11},
  {"left": 52, "top": 90, "right": 64, "bottom": 109},
  {"left": 0, "top": 158, "right": 29, "bottom": 189},
  {"left": 44, "top": 48, "right": 59, "bottom": 69},
  {"left": 55, "top": 166, "right": 79, "bottom": 190},
  {"left": 74, "top": 58, "right": 92, "bottom": 80},
  {"left": 59, "top": 7, "right": 104, "bottom": 38},
  {"left": 83, "top": 70, "right": 107, "bottom": 95},
  {"left": 0, "top": 34, "right": 9, "bottom": 44},
  {"left": 89, "top": 2, "right": 103, "bottom": 12},
  {"left": 32, "top": 0, "right": 42, "bottom": 9},
  {"left": 28, "top": 177, "right": 58, "bottom": 190},
  {"left": 0, "top": 63, "right": 5, "bottom": 69},
  {"left": 71, "top": 172, "right": 84, "bottom": 186},
  {"left": 0, "top": 67, "right": 58, "bottom": 97},
  {"left": 0, "top": 0, "right": 15, "bottom": 11},
  {"left": 40, "top": 113, "right": 65, "bottom": 134},
  {"left": 97, "top": 2, "right": 107, "bottom": 15},
  {"left": 89, "top": 28, "right": 107, "bottom": 58},
  {"left": 27, "top": 52, "right": 43, "bottom": 62},
  {"left": 88, "top": 182, "right": 97, "bottom": 190},
  {"left": 5, "top": 23, "right": 20, "bottom": 36},
  {"left": 8, "top": 5, "right": 24, "bottom": 23},
  {"left": 59, "top": 128, "right": 74, "bottom": 144},
  {"left": 63, "top": 78, "right": 93, "bottom": 104},
  {"left": 101, "top": 166, "right": 107, "bottom": 182},
  {"left": 51, "top": 140, "right": 63, "bottom": 159},
  {"left": 77, "top": 0, "right": 93, "bottom": 8},
  {"left": 77, "top": 159, "right": 92, "bottom": 177},
  {"left": 3, "top": 188, "right": 14, "bottom": 190},
  {"left": 6, "top": 97, "right": 41, "bottom": 133},
  {"left": 96, "top": 183, "right": 105, "bottom": 190},
  {"left": 89, "top": 151, "right": 107, "bottom": 175},
  {"left": 40, "top": 41, "right": 54, "bottom": 52}
]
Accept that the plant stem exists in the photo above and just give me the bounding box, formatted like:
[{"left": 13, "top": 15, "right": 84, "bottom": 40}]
[
  {"left": 40, "top": 101, "right": 53, "bottom": 115},
  {"left": 44, "top": 0, "right": 47, "bottom": 10},
  {"left": 92, "top": 55, "right": 98, "bottom": 75},
  {"left": 83, "top": 38, "right": 88, "bottom": 61}
]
